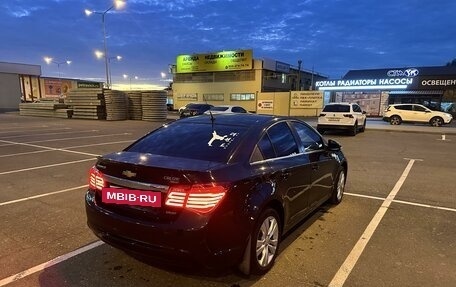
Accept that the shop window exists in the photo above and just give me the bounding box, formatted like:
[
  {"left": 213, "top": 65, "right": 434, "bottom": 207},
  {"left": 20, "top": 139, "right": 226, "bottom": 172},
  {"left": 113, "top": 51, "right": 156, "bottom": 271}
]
[
  {"left": 230, "top": 93, "right": 255, "bottom": 101},
  {"left": 203, "top": 93, "right": 224, "bottom": 101}
]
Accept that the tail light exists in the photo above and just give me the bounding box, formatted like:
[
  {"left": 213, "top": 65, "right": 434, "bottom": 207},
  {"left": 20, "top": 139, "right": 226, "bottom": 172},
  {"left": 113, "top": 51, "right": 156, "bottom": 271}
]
[
  {"left": 89, "top": 166, "right": 106, "bottom": 190},
  {"left": 319, "top": 113, "right": 326, "bottom": 117},
  {"left": 165, "top": 183, "right": 227, "bottom": 214},
  {"left": 343, "top": 114, "right": 354, "bottom": 118}
]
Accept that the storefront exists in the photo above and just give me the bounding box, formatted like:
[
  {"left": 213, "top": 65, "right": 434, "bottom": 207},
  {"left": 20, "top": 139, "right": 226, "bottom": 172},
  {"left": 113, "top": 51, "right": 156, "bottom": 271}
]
[
  {"left": 172, "top": 49, "right": 327, "bottom": 113},
  {"left": 315, "top": 66, "right": 456, "bottom": 116}
]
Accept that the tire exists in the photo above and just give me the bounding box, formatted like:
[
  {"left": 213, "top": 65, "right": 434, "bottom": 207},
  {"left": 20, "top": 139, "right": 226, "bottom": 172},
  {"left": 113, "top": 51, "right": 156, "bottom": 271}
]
[
  {"left": 349, "top": 122, "right": 357, "bottom": 136},
  {"left": 390, "top": 115, "right": 402, "bottom": 125},
  {"left": 330, "top": 169, "right": 346, "bottom": 204},
  {"left": 359, "top": 120, "right": 366, "bottom": 132},
  {"left": 429, "top": 117, "right": 444, "bottom": 127},
  {"left": 250, "top": 208, "right": 281, "bottom": 275}
]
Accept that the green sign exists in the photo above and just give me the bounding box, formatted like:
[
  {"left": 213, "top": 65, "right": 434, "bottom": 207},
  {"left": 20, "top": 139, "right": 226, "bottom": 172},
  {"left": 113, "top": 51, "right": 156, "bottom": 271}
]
[
  {"left": 77, "top": 81, "right": 102, "bottom": 89},
  {"left": 176, "top": 50, "right": 253, "bottom": 73}
]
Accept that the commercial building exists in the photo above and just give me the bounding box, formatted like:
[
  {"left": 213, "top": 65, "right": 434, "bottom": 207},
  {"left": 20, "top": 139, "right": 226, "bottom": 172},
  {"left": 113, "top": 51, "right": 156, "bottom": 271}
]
[
  {"left": 172, "top": 49, "right": 327, "bottom": 116},
  {"left": 315, "top": 66, "right": 456, "bottom": 116},
  {"left": 0, "top": 61, "right": 103, "bottom": 112}
]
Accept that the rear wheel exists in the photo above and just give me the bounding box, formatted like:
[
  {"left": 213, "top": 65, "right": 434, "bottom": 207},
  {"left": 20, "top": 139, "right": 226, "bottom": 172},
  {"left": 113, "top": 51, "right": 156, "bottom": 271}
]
[
  {"left": 430, "top": 117, "right": 444, "bottom": 127},
  {"left": 330, "top": 169, "right": 346, "bottom": 204},
  {"left": 250, "top": 208, "right": 281, "bottom": 275},
  {"left": 390, "top": 115, "right": 402, "bottom": 125},
  {"left": 359, "top": 120, "right": 366, "bottom": 132},
  {"left": 350, "top": 122, "right": 357, "bottom": 136}
]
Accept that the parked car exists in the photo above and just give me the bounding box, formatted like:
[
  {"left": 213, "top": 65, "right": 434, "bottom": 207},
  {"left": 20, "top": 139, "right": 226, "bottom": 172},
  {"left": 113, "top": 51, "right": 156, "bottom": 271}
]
[
  {"left": 317, "top": 102, "right": 367, "bottom": 136},
  {"left": 383, "top": 104, "right": 453, "bottom": 126},
  {"left": 204, "top": 105, "right": 248, "bottom": 114},
  {"left": 85, "top": 113, "right": 347, "bottom": 275},
  {"left": 179, "top": 103, "right": 213, "bottom": 118}
]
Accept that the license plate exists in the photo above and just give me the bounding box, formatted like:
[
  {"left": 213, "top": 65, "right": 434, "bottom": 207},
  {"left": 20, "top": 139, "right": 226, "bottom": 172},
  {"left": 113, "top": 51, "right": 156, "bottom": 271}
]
[
  {"left": 102, "top": 188, "right": 162, "bottom": 207},
  {"left": 327, "top": 117, "right": 340, "bottom": 121}
]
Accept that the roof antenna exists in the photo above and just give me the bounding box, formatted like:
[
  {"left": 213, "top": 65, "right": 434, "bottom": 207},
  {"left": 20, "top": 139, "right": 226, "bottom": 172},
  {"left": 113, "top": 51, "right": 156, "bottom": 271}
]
[{"left": 203, "top": 94, "right": 215, "bottom": 123}]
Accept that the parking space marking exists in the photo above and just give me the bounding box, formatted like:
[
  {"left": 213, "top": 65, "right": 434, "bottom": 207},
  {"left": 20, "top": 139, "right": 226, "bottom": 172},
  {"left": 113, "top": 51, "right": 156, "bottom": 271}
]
[
  {"left": 329, "top": 159, "right": 416, "bottom": 287},
  {"left": 0, "top": 241, "right": 104, "bottom": 287},
  {"left": 0, "top": 140, "right": 99, "bottom": 157},
  {"left": 0, "top": 127, "right": 71, "bottom": 135},
  {"left": 0, "top": 133, "right": 132, "bottom": 147},
  {"left": 0, "top": 129, "right": 98, "bottom": 139},
  {"left": 0, "top": 140, "right": 133, "bottom": 158},
  {"left": 0, "top": 158, "right": 96, "bottom": 176},
  {"left": 0, "top": 185, "right": 88, "bottom": 206},
  {"left": 346, "top": 192, "right": 456, "bottom": 213}
]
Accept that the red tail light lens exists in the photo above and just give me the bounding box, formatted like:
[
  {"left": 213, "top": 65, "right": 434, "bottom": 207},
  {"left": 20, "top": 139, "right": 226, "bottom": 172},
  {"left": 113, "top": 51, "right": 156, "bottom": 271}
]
[
  {"left": 165, "top": 183, "right": 227, "bottom": 214},
  {"left": 343, "top": 114, "right": 354, "bottom": 118},
  {"left": 89, "top": 166, "right": 106, "bottom": 191}
]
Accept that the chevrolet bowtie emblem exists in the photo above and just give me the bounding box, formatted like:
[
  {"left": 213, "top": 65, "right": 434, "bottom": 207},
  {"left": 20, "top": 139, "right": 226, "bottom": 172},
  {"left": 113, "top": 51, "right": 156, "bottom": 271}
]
[{"left": 122, "top": 170, "right": 136, "bottom": 178}]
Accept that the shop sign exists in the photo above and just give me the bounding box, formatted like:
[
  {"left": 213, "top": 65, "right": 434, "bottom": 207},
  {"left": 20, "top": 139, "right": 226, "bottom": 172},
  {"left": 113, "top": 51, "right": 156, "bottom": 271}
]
[
  {"left": 257, "top": 100, "right": 273, "bottom": 110},
  {"left": 77, "top": 81, "right": 102, "bottom": 89},
  {"left": 177, "top": 93, "right": 198, "bottom": 100},
  {"left": 419, "top": 77, "right": 456, "bottom": 89},
  {"left": 316, "top": 78, "right": 413, "bottom": 90},
  {"left": 387, "top": 68, "right": 419, "bottom": 77},
  {"left": 290, "top": 91, "right": 323, "bottom": 109},
  {"left": 176, "top": 50, "right": 253, "bottom": 73}
]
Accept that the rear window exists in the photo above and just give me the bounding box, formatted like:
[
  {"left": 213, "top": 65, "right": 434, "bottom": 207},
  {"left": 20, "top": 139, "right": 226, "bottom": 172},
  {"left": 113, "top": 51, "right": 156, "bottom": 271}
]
[
  {"left": 323, "top": 104, "right": 350, "bottom": 112},
  {"left": 125, "top": 122, "right": 247, "bottom": 162},
  {"left": 210, "top": 107, "right": 229, "bottom": 112}
]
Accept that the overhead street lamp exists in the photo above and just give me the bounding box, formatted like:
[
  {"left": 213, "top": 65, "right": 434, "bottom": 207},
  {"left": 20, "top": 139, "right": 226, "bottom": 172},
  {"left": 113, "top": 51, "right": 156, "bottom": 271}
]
[
  {"left": 85, "top": 0, "right": 126, "bottom": 89},
  {"left": 43, "top": 56, "right": 72, "bottom": 96},
  {"left": 95, "top": 50, "right": 122, "bottom": 88},
  {"left": 123, "top": 74, "right": 138, "bottom": 90}
]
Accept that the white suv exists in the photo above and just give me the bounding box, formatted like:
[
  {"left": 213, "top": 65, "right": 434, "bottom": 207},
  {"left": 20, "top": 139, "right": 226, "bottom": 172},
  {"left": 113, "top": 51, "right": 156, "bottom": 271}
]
[
  {"left": 383, "top": 104, "right": 453, "bottom": 127},
  {"left": 317, "top": 102, "right": 367, "bottom": 136}
]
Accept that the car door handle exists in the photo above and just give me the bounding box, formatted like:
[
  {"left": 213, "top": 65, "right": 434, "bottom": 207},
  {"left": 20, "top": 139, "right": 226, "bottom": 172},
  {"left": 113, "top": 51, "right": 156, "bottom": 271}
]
[{"left": 312, "top": 164, "right": 319, "bottom": 171}]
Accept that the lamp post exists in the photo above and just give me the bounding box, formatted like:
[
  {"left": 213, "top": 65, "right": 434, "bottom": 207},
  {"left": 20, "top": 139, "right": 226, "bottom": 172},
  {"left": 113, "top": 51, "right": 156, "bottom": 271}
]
[
  {"left": 43, "top": 56, "right": 72, "bottom": 96},
  {"left": 123, "top": 74, "right": 138, "bottom": 90},
  {"left": 297, "top": 60, "right": 302, "bottom": 91},
  {"left": 95, "top": 50, "right": 122, "bottom": 88},
  {"left": 85, "top": 0, "right": 126, "bottom": 89}
]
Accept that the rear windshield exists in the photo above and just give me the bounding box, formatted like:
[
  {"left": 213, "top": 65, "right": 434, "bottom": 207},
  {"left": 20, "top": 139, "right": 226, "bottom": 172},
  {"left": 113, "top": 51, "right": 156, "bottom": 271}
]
[
  {"left": 126, "top": 122, "right": 247, "bottom": 162},
  {"left": 210, "top": 107, "right": 229, "bottom": 111},
  {"left": 323, "top": 104, "right": 350, "bottom": 112}
]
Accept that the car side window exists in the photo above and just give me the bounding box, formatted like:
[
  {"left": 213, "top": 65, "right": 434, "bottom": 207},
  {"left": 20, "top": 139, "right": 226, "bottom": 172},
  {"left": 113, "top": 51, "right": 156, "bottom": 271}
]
[
  {"left": 396, "top": 105, "right": 412, "bottom": 111},
  {"left": 257, "top": 134, "right": 276, "bottom": 160},
  {"left": 266, "top": 122, "right": 299, "bottom": 157},
  {"left": 413, "top": 105, "right": 426, "bottom": 112},
  {"left": 353, "top": 104, "right": 362, "bottom": 113},
  {"left": 291, "top": 122, "right": 323, "bottom": 152},
  {"left": 232, "top": 107, "right": 247, "bottom": 113}
]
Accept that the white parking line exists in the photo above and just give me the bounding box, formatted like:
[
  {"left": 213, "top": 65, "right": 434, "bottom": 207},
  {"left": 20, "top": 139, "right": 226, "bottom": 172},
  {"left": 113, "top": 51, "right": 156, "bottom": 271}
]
[
  {"left": 328, "top": 159, "right": 416, "bottom": 287},
  {"left": 0, "top": 185, "right": 88, "bottom": 206},
  {"left": 0, "top": 140, "right": 99, "bottom": 157},
  {"left": 0, "top": 133, "right": 132, "bottom": 147},
  {"left": 0, "top": 127, "right": 71, "bottom": 135},
  {"left": 0, "top": 140, "right": 133, "bottom": 158},
  {"left": 0, "top": 158, "right": 96, "bottom": 176},
  {"left": 0, "top": 241, "right": 104, "bottom": 287},
  {"left": 0, "top": 129, "right": 98, "bottom": 139}
]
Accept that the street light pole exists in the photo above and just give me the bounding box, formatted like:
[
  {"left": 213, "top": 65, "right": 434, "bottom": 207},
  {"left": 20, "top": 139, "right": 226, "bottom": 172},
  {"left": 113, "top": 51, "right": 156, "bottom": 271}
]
[
  {"left": 85, "top": 1, "right": 126, "bottom": 89},
  {"left": 297, "top": 60, "right": 302, "bottom": 91}
]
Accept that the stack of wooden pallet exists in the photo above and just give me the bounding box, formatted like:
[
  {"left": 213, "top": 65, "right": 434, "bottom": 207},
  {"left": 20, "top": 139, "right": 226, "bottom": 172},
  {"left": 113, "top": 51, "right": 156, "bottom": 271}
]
[
  {"left": 19, "top": 100, "right": 71, "bottom": 118},
  {"left": 126, "top": 91, "right": 142, "bottom": 120},
  {"left": 65, "top": 89, "right": 106, "bottom": 120},
  {"left": 104, "top": 90, "right": 128, "bottom": 121},
  {"left": 141, "top": 91, "right": 167, "bottom": 121}
]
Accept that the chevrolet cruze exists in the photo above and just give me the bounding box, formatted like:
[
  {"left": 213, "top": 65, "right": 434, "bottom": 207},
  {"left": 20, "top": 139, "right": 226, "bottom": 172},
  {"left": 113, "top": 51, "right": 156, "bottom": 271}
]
[{"left": 85, "top": 113, "right": 347, "bottom": 275}]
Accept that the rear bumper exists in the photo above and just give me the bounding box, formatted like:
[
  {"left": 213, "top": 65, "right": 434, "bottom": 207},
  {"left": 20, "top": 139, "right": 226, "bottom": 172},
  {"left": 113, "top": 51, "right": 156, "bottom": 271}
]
[
  {"left": 317, "top": 124, "right": 354, "bottom": 130},
  {"left": 85, "top": 190, "right": 245, "bottom": 269}
]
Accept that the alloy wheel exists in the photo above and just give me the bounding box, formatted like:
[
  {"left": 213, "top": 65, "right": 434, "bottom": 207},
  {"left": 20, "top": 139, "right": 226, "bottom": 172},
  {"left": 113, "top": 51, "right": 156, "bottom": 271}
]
[{"left": 256, "top": 215, "right": 279, "bottom": 267}]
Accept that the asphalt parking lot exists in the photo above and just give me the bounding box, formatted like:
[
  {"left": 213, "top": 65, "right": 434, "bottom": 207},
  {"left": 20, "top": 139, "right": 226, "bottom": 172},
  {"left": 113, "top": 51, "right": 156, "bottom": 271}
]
[{"left": 0, "top": 112, "right": 455, "bottom": 287}]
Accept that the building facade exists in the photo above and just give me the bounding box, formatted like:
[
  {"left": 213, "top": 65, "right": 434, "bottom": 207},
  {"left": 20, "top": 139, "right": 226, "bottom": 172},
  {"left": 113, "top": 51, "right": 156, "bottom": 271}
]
[
  {"left": 172, "top": 49, "right": 327, "bottom": 113},
  {"left": 315, "top": 66, "right": 456, "bottom": 116}
]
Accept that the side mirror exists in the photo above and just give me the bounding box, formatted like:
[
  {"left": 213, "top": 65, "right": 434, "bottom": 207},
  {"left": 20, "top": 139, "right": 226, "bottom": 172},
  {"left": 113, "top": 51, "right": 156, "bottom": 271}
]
[
  {"left": 362, "top": 111, "right": 367, "bottom": 114},
  {"left": 327, "top": 139, "right": 341, "bottom": 151}
]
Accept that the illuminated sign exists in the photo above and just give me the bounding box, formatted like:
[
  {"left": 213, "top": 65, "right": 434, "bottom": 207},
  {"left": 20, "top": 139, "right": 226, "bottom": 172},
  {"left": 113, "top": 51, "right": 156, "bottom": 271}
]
[
  {"left": 290, "top": 91, "right": 323, "bottom": 109},
  {"left": 316, "top": 78, "right": 413, "bottom": 90},
  {"left": 176, "top": 50, "right": 253, "bottom": 73},
  {"left": 387, "top": 68, "right": 419, "bottom": 77},
  {"left": 77, "top": 81, "right": 102, "bottom": 89}
]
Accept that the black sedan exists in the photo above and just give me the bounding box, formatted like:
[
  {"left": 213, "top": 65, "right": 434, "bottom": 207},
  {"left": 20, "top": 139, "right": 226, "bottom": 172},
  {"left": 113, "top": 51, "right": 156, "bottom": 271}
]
[
  {"left": 85, "top": 113, "right": 347, "bottom": 275},
  {"left": 179, "top": 103, "right": 213, "bottom": 118}
]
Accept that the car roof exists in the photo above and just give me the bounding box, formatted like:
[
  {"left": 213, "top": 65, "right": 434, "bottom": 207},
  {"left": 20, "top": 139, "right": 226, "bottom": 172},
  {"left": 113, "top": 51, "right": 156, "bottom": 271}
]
[
  {"left": 176, "top": 113, "right": 293, "bottom": 128},
  {"left": 325, "top": 102, "right": 354, "bottom": 106}
]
